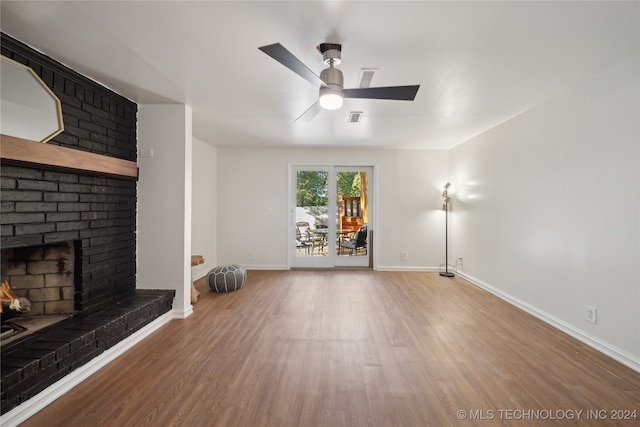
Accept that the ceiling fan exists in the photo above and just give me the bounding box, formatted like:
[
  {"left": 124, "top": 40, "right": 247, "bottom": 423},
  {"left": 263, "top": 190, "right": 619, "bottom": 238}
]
[{"left": 258, "top": 42, "right": 420, "bottom": 122}]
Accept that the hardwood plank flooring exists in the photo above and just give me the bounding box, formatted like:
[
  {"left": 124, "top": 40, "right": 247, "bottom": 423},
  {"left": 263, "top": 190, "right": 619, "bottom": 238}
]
[{"left": 18, "top": 271, "right": 640, "bottom": 426}]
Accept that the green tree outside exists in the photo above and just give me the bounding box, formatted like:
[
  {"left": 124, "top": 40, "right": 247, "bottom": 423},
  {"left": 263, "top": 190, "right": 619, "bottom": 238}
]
[
  {"left": 296, "top": 171, "right": 328, "bottom": 206},
  {"left": 296, "top": 171, "right": 362, "bottom": 206},
  {"left": 337, "top": 172, "right": 361, "bottom": 197}
]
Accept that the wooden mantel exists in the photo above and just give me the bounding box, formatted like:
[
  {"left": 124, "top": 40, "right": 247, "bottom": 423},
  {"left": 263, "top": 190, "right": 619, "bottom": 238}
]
[{"left": 0, "top": 134, "right": 138, "bottom": 179}]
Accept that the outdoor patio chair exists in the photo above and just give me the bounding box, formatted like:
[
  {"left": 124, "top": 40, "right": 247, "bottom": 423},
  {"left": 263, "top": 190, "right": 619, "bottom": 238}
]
[{"left": 339, "top": 225, "right": 367, "bottom": 255}]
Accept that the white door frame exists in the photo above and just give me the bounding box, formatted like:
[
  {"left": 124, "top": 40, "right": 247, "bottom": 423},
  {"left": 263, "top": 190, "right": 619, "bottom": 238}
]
[{"left": 288, "top": 163, "right": 376, "bottom": 269}]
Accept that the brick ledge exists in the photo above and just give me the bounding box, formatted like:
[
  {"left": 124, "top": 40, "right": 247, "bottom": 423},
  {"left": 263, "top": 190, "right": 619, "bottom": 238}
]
[{"left": 1, "top": 289, "right": 175, "bottom": 415}]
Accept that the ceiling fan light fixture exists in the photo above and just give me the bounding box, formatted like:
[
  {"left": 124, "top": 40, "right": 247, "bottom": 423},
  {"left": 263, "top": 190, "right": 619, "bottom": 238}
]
[
  {"left": 319, "top": 88, "right": 343, "bottom": 110},
  {"left": 319, "top": 66, "right": 344, "bottom": 110}
]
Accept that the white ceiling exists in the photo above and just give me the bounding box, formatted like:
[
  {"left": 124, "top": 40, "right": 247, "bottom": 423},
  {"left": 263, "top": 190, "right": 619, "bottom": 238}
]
[{"left": 1, "top": 1, "right": 637, "bottom": 149}]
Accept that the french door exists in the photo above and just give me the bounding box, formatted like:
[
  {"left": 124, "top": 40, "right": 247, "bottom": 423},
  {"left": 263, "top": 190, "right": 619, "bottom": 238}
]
[{"left": 291, "top": 165, "right": 372, "bottom": 268}]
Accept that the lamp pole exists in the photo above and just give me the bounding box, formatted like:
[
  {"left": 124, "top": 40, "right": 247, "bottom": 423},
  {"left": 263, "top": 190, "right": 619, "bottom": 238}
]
[{"left": 440, "top": 184, "right": 454, "bottom": 278}]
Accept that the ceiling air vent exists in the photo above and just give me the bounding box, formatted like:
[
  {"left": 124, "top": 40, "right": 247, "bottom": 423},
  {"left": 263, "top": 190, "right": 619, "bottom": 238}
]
[
  {"left": 349, "top": 111, "right": 363, "bottom": 123},
  {"left": 357, "top": 68, "right": 377, "bottom": 88}
]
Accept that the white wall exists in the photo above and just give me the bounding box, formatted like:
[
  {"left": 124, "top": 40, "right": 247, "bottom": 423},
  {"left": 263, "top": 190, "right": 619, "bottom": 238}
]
[
  {"left": 449, "top": 54, "right": 640, "bottom": 368},
  {"left": 216, "top": 147, "right": 449, "bottom": 270},
  {"left": 137, "top": 104, "right": 193, "bottom": 318},
  {"left": 191, "top": 137, "right": 217, "bottom": 279}
]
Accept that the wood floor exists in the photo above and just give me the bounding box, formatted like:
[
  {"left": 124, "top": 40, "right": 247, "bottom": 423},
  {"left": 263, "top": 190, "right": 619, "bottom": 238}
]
[{"left": 19, "top": 270, "right": 640, "bottom": 426}]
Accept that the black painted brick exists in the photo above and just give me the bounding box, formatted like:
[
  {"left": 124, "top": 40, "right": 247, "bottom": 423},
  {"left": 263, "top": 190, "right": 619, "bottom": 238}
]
[
  {"left": 80, "top": 176, "right": 107, "bottom": 185},
  {"left": 44, "top": 192, "right": 79, "bottom": 202},
  {"left": 0, "top": 289, "right": 184, "bottom": 412},
  {"left": 17, "top": 180, "right": 58, "bottom": 192},
  {"left": 107, "top": 145, "right": 133, "bottom": 159},
  {"left": 114, "top": 217, "right": 135, "bottom": 227},
  {"left": 1, "top": 191, "right": 42, "bottom": 202},
  {"left": 15, "top": 202, "right": 58, "bottom": 212},
  {"left": 56, "top": 221, "right": 89, "bottom": 232},
  {"left": 90, "top": 184, "right": 108, "bottom": 194},
  {"left": 1, "top": 235, "right": 44, "bottom": 249},
  {"left": 91, "top": 132, "right": 117, "bottom": 146},
  {"left": 44, "top": 231, "right": 80, "bottom": 244},
  {"left": 80, "top": 227, "right": 109, "bottom": 239},
  {"left": 43, "top": 171, "right": 79, "bottom": 183},
  {"left": 53, "top": 72, "right": 65, "bottom": 91},
  {"left": 57, "top": 202, "right": 91, "bottom": 212},
  {"left": 15, "top": 223, "right": 56, "bottom": 235},
  {"left": 0, "top": 213, "right": 45, "bottom": 224},
  {"left": 39, "top": 67, "right": 54, "bottom": 87},
  {"left": 89, "top": 235, "right": 118, "bottom": 247},
  {"left": 46, "top": 212, "right": 81, "bottom": 222},
  {"left": 82, "top": 103, "right": 109, "bottom": 120},
  {"left": 0, "top": 32, "right": 146, "bottom": 414},
  {"left": 60, "top": 112, "right": 79, "bottom": 127},
  {"left": 57, "top": 91, "right": 82, "bottom": 109},
  {"left": 109, "top": 210, "right": 134, "bottom": 219},
  {"left": 0, "top": 34, "right": 137, "bottom": 306},
  {"left": 1, "top": 177, "right": 17, "bottom": 189},
  {"left": 78, "top": 138, "right": 107, "bottom": 153},
  {"left": 80, "top": 193, "right": 108, "bottom": 203},
  {"left": 63, "top": 123, "right": 92, "bottom": 140},
  {"left": 1, "top": 201, "right": 15, "bottom": 212},
  {"left": 1, "top": 368, "right": 20, "bottom": 389},
  {"left": 58, "top": 182, "right": 92, "bottom": 193},
  {"left": 0, "top": 166, "right": 43, "bottom": 180}
]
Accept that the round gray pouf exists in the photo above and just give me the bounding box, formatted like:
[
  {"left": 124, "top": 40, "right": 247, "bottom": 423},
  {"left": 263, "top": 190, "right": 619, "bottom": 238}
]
[{"left": 207, "top": 264, "right": 247, "bottom": 292}]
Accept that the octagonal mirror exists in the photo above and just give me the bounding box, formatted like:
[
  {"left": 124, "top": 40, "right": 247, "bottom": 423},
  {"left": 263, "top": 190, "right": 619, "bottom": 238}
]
[{"left": 1, "top": 55, "right": 64, "bottom": 143}]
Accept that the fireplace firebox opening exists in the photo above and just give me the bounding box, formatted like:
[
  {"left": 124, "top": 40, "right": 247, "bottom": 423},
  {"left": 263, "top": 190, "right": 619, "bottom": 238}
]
[{"left": 0, "top": 241, "right": 78, "bottom": 342}]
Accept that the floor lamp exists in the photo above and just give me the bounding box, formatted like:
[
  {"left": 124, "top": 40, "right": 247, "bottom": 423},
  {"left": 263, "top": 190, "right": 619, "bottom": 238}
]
[{"left": 439, "top": 182, "right": 454, "bottom": 277}]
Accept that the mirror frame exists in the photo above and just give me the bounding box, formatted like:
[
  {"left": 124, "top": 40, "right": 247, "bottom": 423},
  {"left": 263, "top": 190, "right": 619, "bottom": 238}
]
[{"left": 1, "top": 55, "right": 64, "bottom": 143}]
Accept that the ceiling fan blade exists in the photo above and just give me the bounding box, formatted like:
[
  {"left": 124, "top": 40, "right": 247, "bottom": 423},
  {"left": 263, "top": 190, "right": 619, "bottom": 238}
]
[
  {"left": 294, "top": 101, "right": 322, "bottom": 123},
  {"left": 259, "top": 43, "right": 327, "bottom": 88},
  {"left": 343, "top": 85, "right": 420, "bottom": 101}
]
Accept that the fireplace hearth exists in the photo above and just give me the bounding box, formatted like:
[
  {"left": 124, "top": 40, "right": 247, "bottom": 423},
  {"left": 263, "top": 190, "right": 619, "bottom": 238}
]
[{"left": 1, "top": 289, "right": 175, "bottom": 414}]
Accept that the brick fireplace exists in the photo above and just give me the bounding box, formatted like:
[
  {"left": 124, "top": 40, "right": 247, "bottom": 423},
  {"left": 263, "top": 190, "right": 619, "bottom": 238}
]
[
  {"left": 0, "top": 29, "right": 139, "bottom": 314},
  {"left": 1, "top": 33, "right": 175, "bottom": 416}
]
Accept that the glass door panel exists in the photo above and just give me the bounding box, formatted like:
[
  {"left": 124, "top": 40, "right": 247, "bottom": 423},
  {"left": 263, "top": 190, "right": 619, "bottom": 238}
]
[
  {"left": 335, "top": 167, "right": 371, "bottom": 267},
  {"left": 292, "top": 167, "right": 333, "bottom": 268}
]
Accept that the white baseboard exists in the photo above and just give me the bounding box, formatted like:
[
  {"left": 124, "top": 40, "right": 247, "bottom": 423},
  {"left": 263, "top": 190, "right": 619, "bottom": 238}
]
[
  {"left": 0, "top": 310, "right": 175, "bottom": 427},
  {"left": 456, "top": 271, "right": 640, "bottom": 373},
  {"left": 193, "top": 265, "right": 288, "bottom": 282},
  {"left": 245, "top": 264, "right": 289, "bottom": 270},
  {"left": 375, "top": 265, "right": 439, "bottom": 272},
  {"left": 173, "top": 305, "right": 194, "bottom": 319}
]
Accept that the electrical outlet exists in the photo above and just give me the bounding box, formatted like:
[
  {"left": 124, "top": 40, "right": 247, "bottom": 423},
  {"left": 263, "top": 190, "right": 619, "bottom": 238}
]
[
  {"left": 457, "top": 257, "right": 464, "bottom": 267},
  {"left": 249, "top": 252, "right": 256, "bottom": 260},
  {"left": 401, "top": 251, "right": 408, "bottom": 260},
  {"left": 585, "top": 305, "right": 597, "bottom": 324}
]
